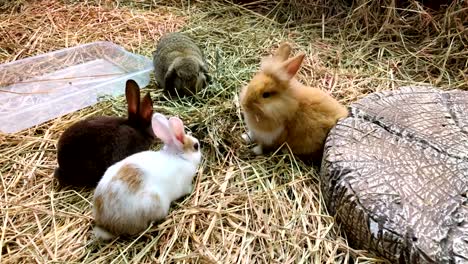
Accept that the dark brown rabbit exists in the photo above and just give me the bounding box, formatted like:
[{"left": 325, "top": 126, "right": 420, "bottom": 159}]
[{"left": 54, "top": 80, "right": 155, "bottom": 188}]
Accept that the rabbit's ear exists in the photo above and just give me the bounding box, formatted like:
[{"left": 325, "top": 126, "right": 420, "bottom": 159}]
[
  {"left": 151, "top": 113, "right": 173, "bottom": 145},
  {"left": 164, "top": 64, "right": 177, "bottom": 90},
  {"left": 274, "top": 42, "right": 292, "bottom": 61},
  {"left": 281, "top": 53, "right": 305, "bottom": 79},
  {"left": 126, "top": 80, "right": 141, "bottom": 119},
  {"left": 201, "top": 64, "right": 212, "bottom": 85},
  {"left": 168, "top": 117, "right": 185, "bottom": 144},
  {"left": 139, "top": 93, "right": 153, "bottom": 123},
  {"left": 194, "top": 73, "right": 207, "bottom": 94}
]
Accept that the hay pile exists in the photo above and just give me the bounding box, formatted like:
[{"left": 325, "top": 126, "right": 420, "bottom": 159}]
[{"left": 0, "top": 0, "right": 465, "bottom": 263}]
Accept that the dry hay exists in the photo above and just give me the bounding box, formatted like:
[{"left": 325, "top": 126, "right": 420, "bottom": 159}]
[
  {"left": 0, "top": 0, "right": 466, "bottom": 263},
  {"left": 0, "top": 0, "right": 185, "bottom": 61}
]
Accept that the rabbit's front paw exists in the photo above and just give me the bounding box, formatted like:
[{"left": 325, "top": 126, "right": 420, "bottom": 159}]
[
  {"left": 252, "top": 145, "right": 263, "bottom": 155},
  {"left": 242, "top": 131, "right": 254, "bottom": 144}
]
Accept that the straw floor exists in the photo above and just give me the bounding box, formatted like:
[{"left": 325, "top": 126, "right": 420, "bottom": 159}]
[{"left": 0, "top": 0, "right": 466, "bottom": 263}]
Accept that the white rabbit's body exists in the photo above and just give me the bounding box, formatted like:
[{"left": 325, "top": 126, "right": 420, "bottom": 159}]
[{"left": 93, "top": 113, "right": 201, "bottom": 241}]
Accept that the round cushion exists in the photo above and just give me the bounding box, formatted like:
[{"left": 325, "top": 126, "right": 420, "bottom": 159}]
[{"left": 320, "top": 86, "right": 468, "bottom": 263}]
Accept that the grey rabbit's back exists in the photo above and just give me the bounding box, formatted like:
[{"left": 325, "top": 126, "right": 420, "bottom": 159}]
[{"left": 153, "top": 32, "right": 209, "bottom": 96}]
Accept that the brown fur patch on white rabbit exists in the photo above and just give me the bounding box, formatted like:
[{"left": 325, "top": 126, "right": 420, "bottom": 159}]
[
  {"left": 114, "top": 163, "right": 143, "bottom": 193},
  {"left": 182, "top": 135, "right": 199, "bottom": 153},
  {"left": 94, "top": 195, "right": 104, "bottom": 215},
  {"left": 93, "top": 164, "right": 163, "bottom": 238},
  {"left": 94, "top": 186, "right": 164, "bottom": 238}
]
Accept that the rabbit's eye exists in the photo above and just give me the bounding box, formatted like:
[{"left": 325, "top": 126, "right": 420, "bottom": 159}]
[
  {"left": 193, "top": 142, "right": 199, "bottom": 151},
  {"left": 262, "top": 91, "right": 276, "bottom": 98}
]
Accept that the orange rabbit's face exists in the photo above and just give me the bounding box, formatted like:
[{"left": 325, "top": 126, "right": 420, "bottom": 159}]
[
  {"left": 239, "top": 43, "right": 304, "bottom": 125},
  {"left": 240, "top": 72, "right": 295, "bottom": 124},
  {"left": 241, "top": 73, "right": 277, "bottom": 108}
]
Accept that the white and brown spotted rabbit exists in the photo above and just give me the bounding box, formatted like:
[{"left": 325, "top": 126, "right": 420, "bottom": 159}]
[{"left": 92, "top": 113, "right": 202, "bottom": 240}]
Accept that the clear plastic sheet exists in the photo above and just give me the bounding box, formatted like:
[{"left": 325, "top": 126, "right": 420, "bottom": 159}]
[{"left": 0, "top": 41, "right": 153, "bottom": 133}]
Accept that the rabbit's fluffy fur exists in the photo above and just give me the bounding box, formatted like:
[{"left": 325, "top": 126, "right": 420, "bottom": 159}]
[
  {"left": 54, "top": 80, "right": 155, "bottom": 188},
  {"left": 239, "top": 42, "right": 349, "bottom": 159},
  {"left": 92, "top": 114, "right": 201, "bottom": 240},
  {"left": 153, "top": 32, "right": 210, "bottom": 97}
]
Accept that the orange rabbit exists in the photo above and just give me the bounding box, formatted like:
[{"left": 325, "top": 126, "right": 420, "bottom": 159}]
[{"left": 239, "top": 42, "right": 348, "bottom": 158}]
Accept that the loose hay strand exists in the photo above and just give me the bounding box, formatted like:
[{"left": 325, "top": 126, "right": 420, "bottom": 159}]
[{"left": 1, "top": 0, "right": 466, "bottom": 263}]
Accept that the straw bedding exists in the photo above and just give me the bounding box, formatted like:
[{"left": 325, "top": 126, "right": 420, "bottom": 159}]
[{"left": 0, "top": 0, "right": 465, "bottom": 263}]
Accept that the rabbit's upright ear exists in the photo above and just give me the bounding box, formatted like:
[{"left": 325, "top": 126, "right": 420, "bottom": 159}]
[
  {"left": 126, "top": 80, "right": 141, "bottom": 120},
  {"left": 274, "top": 42, "right": 292, "bottom": 61},
  {"left": 281, "top": 53, "right": 305, "bottom": 79},
  {"left": 168, "top": 117, "right": 185, "bottom": 144},
  {"left": 151, "top": 113, "right": 173, "bottom": 145},
  {"left": 152, "top": 113, "right": 185, "bottom": 149},
  {"left": 139, "top": 93, "right": 153, "bottom": 123}
]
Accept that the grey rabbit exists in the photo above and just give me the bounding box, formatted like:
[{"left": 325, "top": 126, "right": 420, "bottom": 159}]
[{"left": 153, "top": 32, "right": 211, "bottom": 97}]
